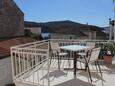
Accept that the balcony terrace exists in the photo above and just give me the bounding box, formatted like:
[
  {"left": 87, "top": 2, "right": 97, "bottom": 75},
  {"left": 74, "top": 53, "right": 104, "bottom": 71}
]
[{"left": 11, "top": 39, "right": 115, "bottom": 86}]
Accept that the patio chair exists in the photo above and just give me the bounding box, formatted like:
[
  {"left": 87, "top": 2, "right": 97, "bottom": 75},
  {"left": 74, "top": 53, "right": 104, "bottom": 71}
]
[
  {"left": 78, "top": 42, "right": 95, "bottom": 56},
  {"left": 77, "top": 47, "right": 102, "bottom": 83},
  {"left": 50, "top": 42, "right": 69, "bottom": 69}
]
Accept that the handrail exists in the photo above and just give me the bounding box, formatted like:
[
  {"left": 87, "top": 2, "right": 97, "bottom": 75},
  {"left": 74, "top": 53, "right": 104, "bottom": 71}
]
[{"left": 12, "top": 40, "right": 49, "bottom": 48}]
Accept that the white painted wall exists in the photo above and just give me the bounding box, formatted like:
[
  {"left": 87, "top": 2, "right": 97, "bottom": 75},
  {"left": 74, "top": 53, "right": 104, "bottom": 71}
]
[
  {"left": 0, "top": 57, "right": 13, "bottom": 86},
  {"left": 25, "top": 27, "right": 41, "bottom": 35},
  {"left": 82, "top": 30, "right": 96, "bottom": 39},
  {"left": 50, "top": 34, "right": 79, "bottom": 39}
]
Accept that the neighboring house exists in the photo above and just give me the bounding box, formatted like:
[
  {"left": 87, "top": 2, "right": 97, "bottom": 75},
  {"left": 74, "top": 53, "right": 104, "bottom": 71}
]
[
  {"left": 50, "top": 28, "right": 107, "bottom": 40},
  {"left": 24, "top": 21, "right": 41, "bottom": 35},
  {"left": 80, "top": 26, "right": 96, "bottom": 39},
  {"left": 24, "top": 20, "right": 108, "bottom": 40},
  {"left": 0, "top": 0, "right": 24, "bottom": 38},
  {"left": 102, "top": 27, "right": 109, "bottom": 34},
  {"left": 42, "top": 20, "right": 107, "bottom": 39},
  {"left": 25, "top": 27, "right": 41, "bottom": 35},
  {"left": 50, "top": 32, "right": 87, "bottom": 39},
  {"left": 80, "top": 25, "right": 108, "bottom": 40},
  {"left": 41, "top": 20, "right": 88, "bottom": 39},
  {"left": 96, "top": 31, "right": 108, "bottom": 39},
  {"left": 0, "top": 37, "right": 35, "bottom": 86}
]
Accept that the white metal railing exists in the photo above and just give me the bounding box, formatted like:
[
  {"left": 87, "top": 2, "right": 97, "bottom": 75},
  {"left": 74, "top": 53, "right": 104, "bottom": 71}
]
[
  {"left": 11, "top": 39, "right": 114, "bottom": 86},
  {"left": 11, "top": 40, "right": 50, "bottom": 86},
  {"left": 49, "top": 39, "right": 111, "bottom": 61}
]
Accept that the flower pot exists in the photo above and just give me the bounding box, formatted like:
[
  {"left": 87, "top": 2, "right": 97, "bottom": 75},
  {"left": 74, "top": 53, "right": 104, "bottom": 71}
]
[{"left": 104, "top": 55, "right": 112, "bottom": 64}]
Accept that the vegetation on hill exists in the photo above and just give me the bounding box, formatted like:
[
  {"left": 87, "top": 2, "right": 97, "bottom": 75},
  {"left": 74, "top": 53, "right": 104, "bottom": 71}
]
[{"left": 24, "top": 20, "right": 105, "bottom": 33}]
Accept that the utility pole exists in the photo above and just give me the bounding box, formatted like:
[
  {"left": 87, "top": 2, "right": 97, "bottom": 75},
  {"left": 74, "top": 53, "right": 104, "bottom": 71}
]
[{"left": 113, "top": 0, "right": 115, "bottom": 41}]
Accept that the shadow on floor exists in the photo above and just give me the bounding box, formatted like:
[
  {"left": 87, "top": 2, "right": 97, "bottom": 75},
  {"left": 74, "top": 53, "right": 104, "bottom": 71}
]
[
  {"left": 78, "top": 71, "right": 104, "bottom": 82},
  {"left": 40, "top": 69, "right": 67, "bottom": 81},
  {"left": 54, "top": 78, "right": 95, "bottom": 86},
  {"left": 88, "top": 60, "right": 115, "bottom": 74},
  {"left": 104, "top": 64, "right": 115, "bottom": 74}
]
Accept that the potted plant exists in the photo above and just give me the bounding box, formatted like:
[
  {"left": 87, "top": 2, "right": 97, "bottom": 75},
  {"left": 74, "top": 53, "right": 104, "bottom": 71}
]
[{"left": 103, "top": 43, "right": 115, "bottom": 64}]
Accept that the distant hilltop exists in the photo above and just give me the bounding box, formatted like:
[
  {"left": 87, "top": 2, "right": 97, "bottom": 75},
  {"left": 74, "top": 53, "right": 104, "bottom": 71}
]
[{"left": 24, "top": 20, "right": 105, "bottom": 34}]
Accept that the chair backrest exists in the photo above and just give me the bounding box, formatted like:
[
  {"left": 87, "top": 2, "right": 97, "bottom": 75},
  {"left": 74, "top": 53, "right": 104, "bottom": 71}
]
[
  {"left": 50, "top": 42, "right": 60, "bottom": 52},
  {"left": 89, "top": 47, "right": 101, "bottom": 62},
  {"left": 86, "top": 42, "right": 95, "bottom": 48}
]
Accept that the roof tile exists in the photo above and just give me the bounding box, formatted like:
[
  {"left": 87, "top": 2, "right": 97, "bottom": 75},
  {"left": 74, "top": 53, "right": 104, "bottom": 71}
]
[{"left": 0, "top": 37, "right": 35, "bottom": 59}]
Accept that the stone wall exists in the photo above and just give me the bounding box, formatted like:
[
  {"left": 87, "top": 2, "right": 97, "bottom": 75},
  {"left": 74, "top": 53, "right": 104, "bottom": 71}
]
[{"left": 0, "top": 0, "right": 24, "bottom": 38}]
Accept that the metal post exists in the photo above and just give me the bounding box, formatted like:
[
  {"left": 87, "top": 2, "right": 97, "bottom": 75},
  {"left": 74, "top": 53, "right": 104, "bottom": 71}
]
[
  {"left": 11, "top": 48, "right": 14, "bottom": 79},
  {"left": 113, "top": 0, "right": 115, "bottom": 42},
  {"left": 47, "top": 40, "right": 50, "bottom": 86},
  {"left": 114, "top": 20, "right": 115, "bottom": 42},
  {"left": 109, "top": 18, "right": 112, "bottom": 41}
]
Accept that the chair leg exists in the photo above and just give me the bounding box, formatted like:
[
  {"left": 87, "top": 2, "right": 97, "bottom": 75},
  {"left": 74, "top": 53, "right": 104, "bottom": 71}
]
[
  {"left": 87, "top": 64, "right": 92, "bottom": 83},
  {"left": 85, "top": 63, "right": 88, "bottom": 71},
  {"left": 95, "top": 61, "right": 98, "bottom": 73},
  {"left": 58, "top": 56, "right": 60, "bottom": 69},
  {"left": 67, "top": 56, "right": 70, "bottom": 67},
  {"left": 83, "top": 56, "right": 92, "bottom": 83},
  {"left": 50, "top": 53, "right": 53, "bottom": 65},
  {"left": 65, "top": 56, "right": 70, "bottom": 76},
  {"left": 96, "top": 60, "right": 102, "bottom": 77}
]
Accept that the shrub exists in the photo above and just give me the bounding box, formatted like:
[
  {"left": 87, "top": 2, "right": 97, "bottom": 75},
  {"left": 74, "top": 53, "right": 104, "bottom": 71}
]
[{"left": 104, "top": 43, "right": 115, "bottom": 57}]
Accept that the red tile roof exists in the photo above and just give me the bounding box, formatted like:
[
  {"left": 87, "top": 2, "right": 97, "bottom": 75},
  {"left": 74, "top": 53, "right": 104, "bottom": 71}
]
[{"left": 0, "top": 37, "right": 35, "bottom": 59}]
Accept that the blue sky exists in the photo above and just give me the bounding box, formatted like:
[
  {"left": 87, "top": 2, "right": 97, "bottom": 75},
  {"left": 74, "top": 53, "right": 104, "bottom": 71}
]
[{"left": 15, "top": 0, "right": 114, "bottom": 26}]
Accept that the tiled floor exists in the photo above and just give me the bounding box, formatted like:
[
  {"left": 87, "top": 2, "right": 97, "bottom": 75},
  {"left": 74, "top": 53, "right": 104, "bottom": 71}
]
[{"left": 19, "top": 58, "right": 115, "bottom": 86}]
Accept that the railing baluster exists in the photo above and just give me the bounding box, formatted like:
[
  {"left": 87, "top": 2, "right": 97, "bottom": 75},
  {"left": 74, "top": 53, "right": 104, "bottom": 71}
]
[
  {"left": 18, "top": 52, "right": 21, "bottom": 74},
  {"left": 27, "top": 51, "right": 29, "bottom": 71},
  {"left": 14, "top": 51, "right": 18, "bottom": 76},
  {"left": 23, "top": 51, "right": 26, "bottom": 71},
  {"left": 20, "top": 50, "right": 24, "bottom": 72}
]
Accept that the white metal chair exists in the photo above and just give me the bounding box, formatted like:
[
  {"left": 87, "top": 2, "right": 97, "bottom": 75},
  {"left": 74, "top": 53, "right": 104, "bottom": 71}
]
[
  {"left": 50, "top": 42, "right": 69, "bottom": 69},
  {"left": 78, "top": 42, "right": 95, "bottom": 56},
  {"left": 77, "top": 47, "right": 102, "bottom": 83}
]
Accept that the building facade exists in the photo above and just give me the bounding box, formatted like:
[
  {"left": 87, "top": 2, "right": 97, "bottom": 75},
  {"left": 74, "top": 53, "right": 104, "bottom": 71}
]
[
  {"left": 25, "top": 27, "right": 41, "bottom": 35},
  {"left": 50, "top": 33, "right": 87, "bottom": 39},
  {"left": 0, "top": 0, "right": 24, "bottom": 38}
]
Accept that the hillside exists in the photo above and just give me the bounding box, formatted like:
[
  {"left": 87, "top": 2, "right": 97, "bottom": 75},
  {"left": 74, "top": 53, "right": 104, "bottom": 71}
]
[{"left": 24, "top": 20, "right": 105, "bottom": 36}]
